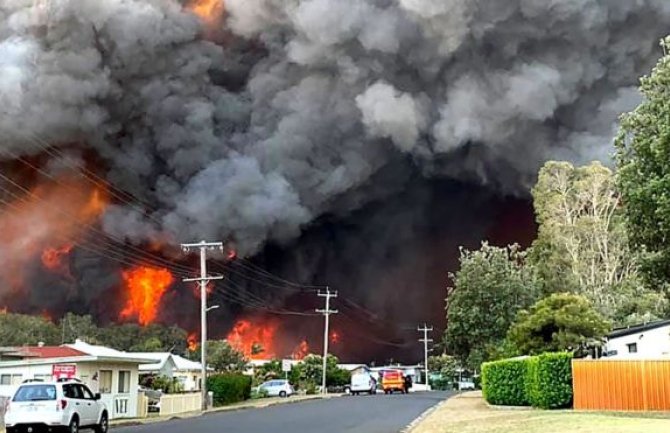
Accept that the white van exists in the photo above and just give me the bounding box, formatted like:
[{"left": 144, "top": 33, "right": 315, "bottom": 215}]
[{"left": 349, "top": 372, "right": 376, "bottom": 395}]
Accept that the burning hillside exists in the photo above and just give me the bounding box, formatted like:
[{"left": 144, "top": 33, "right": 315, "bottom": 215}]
[{"left": 1, "top": 1, "right": 669, "bottom": 360}]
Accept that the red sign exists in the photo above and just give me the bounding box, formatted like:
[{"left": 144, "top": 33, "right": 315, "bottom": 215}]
[{"left": 52, "top": 364, "right": 77, "bottom": 379}]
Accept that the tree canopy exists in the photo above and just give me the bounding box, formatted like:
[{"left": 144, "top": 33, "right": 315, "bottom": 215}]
[
  {"left": 445, "top": 242, "right": 539, "bottom": 369},
  {"left": 616, "top": 36, "right": 670, "bottom": 302},
  {"left": 530, "top": 161, "right": 664, "bottom": 322},
  {"left": 507, "top": 293, "right": 611, "bottom": 356},
  {"left": 0, "top": 312, "right": 190, "bottom": 353}
]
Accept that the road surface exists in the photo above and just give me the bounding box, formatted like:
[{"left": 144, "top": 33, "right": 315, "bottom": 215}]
[{"left": 114, "top": 391, "right": 452, "bottom": 433}]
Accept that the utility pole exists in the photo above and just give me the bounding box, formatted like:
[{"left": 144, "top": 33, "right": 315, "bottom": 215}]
[
  {"left": 316, "top": 288, "right": 337, "bottom": 394},
  {"left": 182, "top": 240, "right": 224, "bottom": 411},
  {"left": 418, "top": 324, "right": 433, "bottom": 389}
]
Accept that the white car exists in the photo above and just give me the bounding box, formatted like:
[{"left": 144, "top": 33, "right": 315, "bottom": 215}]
[
  {"left": 257, "top": 379, "right": 294, "bottom": 397},
  {"left": 4, "top": 381, "right": 109, "bottom": 433}
]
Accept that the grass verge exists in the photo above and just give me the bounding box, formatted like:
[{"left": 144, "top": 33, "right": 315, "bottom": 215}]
[{"left": 412, "top": 391, "right": 670, "bottom": 433}]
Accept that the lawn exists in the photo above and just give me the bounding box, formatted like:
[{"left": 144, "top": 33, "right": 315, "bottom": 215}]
[{"left": 413, "top": 392, "right": 670, "bottom": 433}]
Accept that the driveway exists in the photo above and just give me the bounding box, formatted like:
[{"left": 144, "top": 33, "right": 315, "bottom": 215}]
[{"left": 114, "top": 391, "right": 452, "bottom": 433}]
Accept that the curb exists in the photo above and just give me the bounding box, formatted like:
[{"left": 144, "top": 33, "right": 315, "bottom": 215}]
[
  {"left": 400, "top": 392, "right": 460, "bottom": 433},
  {"left": 111, "top": 394, "right": 340, "bottom": 429}
]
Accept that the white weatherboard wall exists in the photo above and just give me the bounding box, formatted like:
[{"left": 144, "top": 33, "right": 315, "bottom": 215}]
[
  {"left": 607, "top": 325, "right": 670, "bottom": 359},
  {"left": 0, "top": 361, "right": 140, "bottom": 419}
]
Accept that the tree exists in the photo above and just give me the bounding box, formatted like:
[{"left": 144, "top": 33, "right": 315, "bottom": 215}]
[
  {"left": 59, "top": 313, "right": 101, "bottom": 344},
  {"left": 427, "top": 354, "right": 457, "bottom": 379},
  {"left": 531, "top": 160, "right": 665, "bottom": 321},
  {"left": 616, "top": 36, "right": 670, "bottom": 304},
  {"left": 445, "top": 242, "right": 539, "bottom": 369},
  {"left": 507, "top": 293, "right": 611, "bottom": 356},
  {"left": 206, "top": 340, "right": 248, "bottom": 373},
  {"left": 0, "top": 313, "right": 60, "bottom": 346},
  {"left": 295, "top": 354, "right": 348, "bottom": 388}
]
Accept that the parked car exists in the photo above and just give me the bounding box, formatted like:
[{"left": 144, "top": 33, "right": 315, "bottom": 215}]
[
  {"left": 349, "top": 372, "right": 376, "bottom": 395},
  {"left": 255, "top": 380, "right": 294, "bottom": 397},
  {"left": 458, "top": 380, "right": 476, "bottom": 390},
  {"left": 4, "top": 381, "right": 109, "bottom": 433}
]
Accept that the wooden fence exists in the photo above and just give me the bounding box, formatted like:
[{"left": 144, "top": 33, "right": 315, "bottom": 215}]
[
  {"left": 157, "top": 393, "right": 202, "bottom": 416},
  {"left": 573, "top": 359, "right": 670, "bottom": 411}
]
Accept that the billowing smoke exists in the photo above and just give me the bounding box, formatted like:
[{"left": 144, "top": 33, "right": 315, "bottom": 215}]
[
  {"left": 1, "top": 1, "right": 669, "bottom": 358},
  {"left": 1, "top": 0, "right": 667, "bottom": 255}
]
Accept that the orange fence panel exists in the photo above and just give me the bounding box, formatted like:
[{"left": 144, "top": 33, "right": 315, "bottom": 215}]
[{"left": 572, "top": 359, "right": 670, "bottom": 411}]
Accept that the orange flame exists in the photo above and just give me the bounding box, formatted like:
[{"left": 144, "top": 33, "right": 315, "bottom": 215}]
[
  {"left": 187, "top": 332, "right": 198, "bottom": 351},
  {"left": 187, "top": 0, "right": 225, "bottom": 25},
  {"left": 292, "top": 340, "right": 309, "bottom": 360},
  {"left": 226, "top": 318, "right": 278, "bottom": 360},
  {"left": 0, "top": 176, "right": 108, "bottom": 296},
  {"left": 41, "top": 243, "right": 74, "bottom": 277},
  {"left": 330, "top": 331, "right": 340, "bottom": 344},
  {"left": 119, "top": 266, "right": 174, "bottom": 326}
]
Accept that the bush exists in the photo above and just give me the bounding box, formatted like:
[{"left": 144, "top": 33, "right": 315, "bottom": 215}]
[
  {"left": 528, "top": 352, "right": 573, "bottom": 409},
  {"left": 250, "top": 388, "right": 269, "bottom": 400},
  {"left": 483, "top": 352, "right": 573, "bottom": 409},
  {"left": 207, "top": 374, "right": 252, "bottom": 406},
  {"left": 481, "top": 358, "right": 529, "bottom": 406}
]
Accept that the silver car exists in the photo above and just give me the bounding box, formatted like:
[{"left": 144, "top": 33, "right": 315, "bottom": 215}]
[{"left": 257, "top": 380, "right": 294, "bottom": 397}]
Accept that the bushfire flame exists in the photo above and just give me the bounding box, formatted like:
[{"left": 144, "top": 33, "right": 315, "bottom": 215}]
[
  {"left": 187, "top": 333, "right": 198, "bottom": 351},
  {"left": 187, "top": 0, "right": 225, "bottom": 25},
  {"left": 226, "top": 319, "right": 278, "bottom": 360},
  {"left": 292, "top": 340, "right": 309, "bottom": 360},
  {"left": 119, "top": 266, "right": 174, "bottom": 326},
  {"left": 330, "top": 331, "right": 340, "bottom": 344},
  {"left": 0, "top": 176, "right": 108, "bottom": 298},
  {"left": 41, "top": 243, "right": 74, "bottom": 278}
]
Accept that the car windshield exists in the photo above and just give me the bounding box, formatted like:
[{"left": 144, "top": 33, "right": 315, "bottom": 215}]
[{"left": 13, "top": 385, "right": 57, "bottom": 402}]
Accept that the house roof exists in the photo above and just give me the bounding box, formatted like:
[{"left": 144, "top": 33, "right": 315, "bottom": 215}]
[
  {"left": 64, "top": 340, "right": 159, "bottom": 364},
  {"left": 16, "top": 346, "right": 88, "bottom": 359},
  {"left": 133, "top": 353, "right": 203, "bottom": 372},
  {"left": 172, "top": 355, "right": 202, "bottom": 371},
  {"left": 608, "top": 319, "right": 670, "bottom": 339}
]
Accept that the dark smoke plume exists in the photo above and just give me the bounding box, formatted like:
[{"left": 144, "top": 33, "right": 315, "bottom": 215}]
[{"left": 2, "top": 0, "right": 668, "bottom": 256}]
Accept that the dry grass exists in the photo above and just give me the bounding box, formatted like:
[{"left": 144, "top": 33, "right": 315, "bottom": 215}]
[{"left": 413, "top": 392, "right": 670, "bottom": 433}]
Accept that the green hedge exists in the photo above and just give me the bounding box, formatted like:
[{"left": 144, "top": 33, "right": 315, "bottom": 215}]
[
  {"left": 481, "top": 358, "right": 529, "bottom": 406},
  {"left": 529, "top": 353, "right": 573, "bottom": 409},
  {"left": 482, "top": 352, "right": 573, "bottom": 409},
  {"left": 207, "top": 374, "right": 252, "bottom": 406}
]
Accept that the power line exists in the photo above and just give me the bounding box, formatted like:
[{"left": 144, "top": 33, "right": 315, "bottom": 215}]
[
  {"left": 316, "top": 288, "right": 337, "bottom": 394},
  {"left": 418, "top": 324, "right": 434, "bottom": 387},
  {"left": 181, "top": 240, "right": 225, "bottom": 411}
]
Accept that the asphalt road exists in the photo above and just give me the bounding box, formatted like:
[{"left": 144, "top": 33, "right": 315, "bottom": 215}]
[{"left": 115, "top": 391, "right": 452, "bottom": 433}]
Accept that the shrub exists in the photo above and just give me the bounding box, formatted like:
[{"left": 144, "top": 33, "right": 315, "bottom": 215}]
[
  {"left": 250, "top": 388, "right": 269, "bottom": 400},
  {"left": 481, "top": 358, "right": 529, "bottom": 406},
  {"left": 207, "top": 374, "right": 252, "bottom": 406},
  {"left": 528, "top": 352, "right": 573, "bottom": 409}
]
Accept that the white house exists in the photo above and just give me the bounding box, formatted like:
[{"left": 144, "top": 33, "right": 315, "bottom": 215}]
[
  {"left": 133, "top": 352, "right": 204, "bottom": 391},
  {"left": 605, "top": 319, "right": 670, "bottom": 359},
  {"left": 0, "top": 340, "right": 158, "bottom": 419}
]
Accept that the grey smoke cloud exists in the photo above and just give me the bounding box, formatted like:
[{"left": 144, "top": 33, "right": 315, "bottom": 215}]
[{"left": 0, "top": 0, "right": 668, "bottom": 256}]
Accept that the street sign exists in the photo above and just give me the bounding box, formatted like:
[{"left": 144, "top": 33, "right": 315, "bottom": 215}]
[{"left": 282, "top": 359, "right": 292, "bottom": 372}]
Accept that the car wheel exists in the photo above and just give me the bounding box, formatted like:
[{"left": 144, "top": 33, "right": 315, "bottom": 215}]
[
  {"left": 68, "top": 416, "right": 80, "bottom": 433},
  {"left": 6, "top": 427, "right": 17, "bottom": 433},
  {"left": 94, "top": 412, "right": 109, "bottom": 433},
  {"left": 279, "top": 391, "right": 287, "bottom": 398}
]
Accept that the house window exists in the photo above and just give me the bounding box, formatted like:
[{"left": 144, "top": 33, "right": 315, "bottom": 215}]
[
  {"left": 99, "top": 370, "right": 113, "bottom": 394},
  {"left": 627, "top": 343, "right": 638, "bottom": 353},
  {"left": 1, "top": 374, "right": 22, "bottom": 385},
  {"left": 118, "top": 371, "right": 131, "bottom": 394}
]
